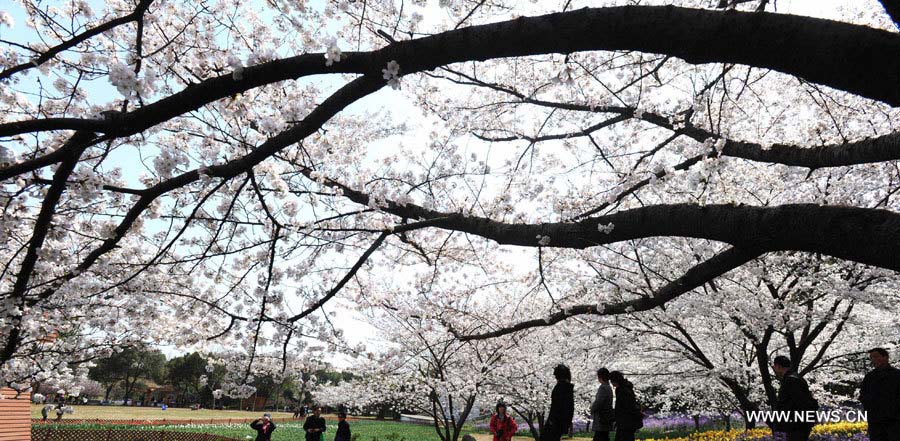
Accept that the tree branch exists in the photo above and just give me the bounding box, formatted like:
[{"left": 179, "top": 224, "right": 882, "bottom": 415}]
[
  {"left": 880, "top": 0, "right": 900, "bottom": 29},
  {"left": 4, "top": 4, "right": 900, "bottom": 142},
  {"left": 0, "top": 131, "right": 94, "bottom": 362},
  {"left": 458, "top": 246, "right": 762, "bottom": 340},
  {"left": 0, "top": 0, "right": 156, "bottom": 81}
]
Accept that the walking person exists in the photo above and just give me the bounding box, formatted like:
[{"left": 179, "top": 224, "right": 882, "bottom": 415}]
[
  {"left": 609, "top": 371, "right": 642, "bottom": 441},
  {"left": 860, "top": 348, "right": 900, "bottom": 441},
  {"left": 303, "top": 407, "right": 327, "bottom": 441},
  {"left": 489, "top": 402, "right": 518, "bottom": 441},
  {"left": 335, "top": 412, "right": 352, "bottom": 441},
  {"left": 249, "top": 413, "right": 276, "bottom": 441},
  {"left": 541, "top": 364, "right": 574, "bottom": 441},
  {"left": 771, "top": 356, "right": 818, "bottom": 441},
  {"left": 591, "top": 368, "right": 614, "bottom": 441},
  {"left": 54, "top": 399, "right": 67, "bottom": 422}
]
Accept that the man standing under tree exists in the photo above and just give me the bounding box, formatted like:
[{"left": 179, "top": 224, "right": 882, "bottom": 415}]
[
  {"left": 771, "top": 356, "right": 818, "bottom": 441},
  {"left": 303, "top": 407, "right": 327, "bottom": 441},
  {"left": 860, "top": 348, "right": 900, "bottom": 441},
  {"left": 542, "top": 364, "right": 574, "bottom": 441}
]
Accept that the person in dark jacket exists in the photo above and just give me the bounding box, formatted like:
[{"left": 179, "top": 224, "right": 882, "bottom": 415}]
[
  {"left": 860, "top": 348, "right": 900, "bottom": 441},
  {"left": 591, "top": 368, "right": 614, "bottom": 441},
  {"left": 542, "top": 364, "right": 574, "bottom": 441},
  {"left": 250, "top": 413, "right": 276, "bottom": 441},
  {"left": 335, "top": 412, "right": 352, "bottom": 441},
  {"left": 303, "top": 407, "right": 327, "bottom": 441},
  {"left": 609, "top": 371, "right": 642, "bottom": 441},
  {"left": 771, "top": 356, "right": 818, "bottom": 441}
]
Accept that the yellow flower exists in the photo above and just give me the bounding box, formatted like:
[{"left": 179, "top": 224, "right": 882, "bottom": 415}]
[{"left": 636, "top": 421, "right": 866, "bottom": 441}]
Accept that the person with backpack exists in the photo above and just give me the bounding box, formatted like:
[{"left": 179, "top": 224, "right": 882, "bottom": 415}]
[
  {"left": 489, "top": 402, "right": 518, "bottom": 441},
  {"left": 771, "top": 355, "right": 818, "bottom": 441},
  {"left": 609, "top": 371, "right": 643, "bottom": 441}
]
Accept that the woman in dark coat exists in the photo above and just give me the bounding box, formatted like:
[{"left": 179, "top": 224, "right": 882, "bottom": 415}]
[
  {"left": 541, "top": 364, "right": 574, "bottom": 441},
  {"left": 335, "top": 412, "right": 351, "bottom": 441},
  {"left": 609, "top": 371, "right": 643, "bottom": 441}
]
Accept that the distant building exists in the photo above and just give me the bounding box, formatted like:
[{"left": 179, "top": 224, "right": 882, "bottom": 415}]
[{"left": 0, "top": 387, "right": 32, "bottom": 440}]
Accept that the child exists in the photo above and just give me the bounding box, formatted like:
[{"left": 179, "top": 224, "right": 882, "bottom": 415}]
[{"left": 335, "top": 412, "right": 351, "bottom": 441}]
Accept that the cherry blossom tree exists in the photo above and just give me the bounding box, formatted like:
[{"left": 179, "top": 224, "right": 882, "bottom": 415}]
[
  {"left": 2, "top": 0, "right": 900, "bottom": 407},
  {"left": 580, "top": 254, "right": 897, "bottom": 422},
  {"left": 338, "top": 285, "right": 511, "bottom": 441}
]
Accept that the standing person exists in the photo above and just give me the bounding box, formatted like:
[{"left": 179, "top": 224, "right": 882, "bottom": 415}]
[
  {"left": 860, "top": 348, "right": 900, "bottom": 441},
  {"left": 771, "top": 356, "right": 818, "bottom": 441},
  {"left": 303, "top": 407, "right": 327, "bottom": 441},
  {"left": 335, "top": 412, "right": 352, "bottom": 441},
  {"left": 609, "top": 371, "right": 642, "bottom": 441},
  {"left": 591, "top": 368, "right": 614, "bottom": 441},
  {"left": 250, "top": 413, "right": 277, "bottom": 441},
  {"left": 55, "top": 403, "right": 66, "bottom": 422},
  {"left": 40, "top": 403, "right": 53, "bottom": 421},
  {"left": 542, "top": 364, "right": 574, "bottom": 441},
  {"left": 490, "top": 402, "right": 518, "bottom": 441}
]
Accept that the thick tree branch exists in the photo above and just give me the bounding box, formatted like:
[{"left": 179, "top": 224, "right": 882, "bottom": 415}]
[
  {"left": 3, "top": 6, "right": 899, "bottom": 188},
  {"left": 4, "top": 5, "right": 900, "bottom": 142},
  {"left": 296, "top": 164, "right": 900, "bottom": 272}
]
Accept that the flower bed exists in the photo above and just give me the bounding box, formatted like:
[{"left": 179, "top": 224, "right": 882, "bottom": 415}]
[{"left": 640, "top": 422, "right": 869, "bottom": 441}]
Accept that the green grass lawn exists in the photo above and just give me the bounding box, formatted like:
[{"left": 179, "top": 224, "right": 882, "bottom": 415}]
[
  {"left": 33, "top": 420, "right": 464, "bottom": 441},
  {"left": 30, "top": 406, "right": 688, "bottom": 441},
  {"left": 178, "top": 420, "right": 444, "bottom": 440},
  {"left": 33, "top": 420, "right": 689, "bottom": 441}
]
